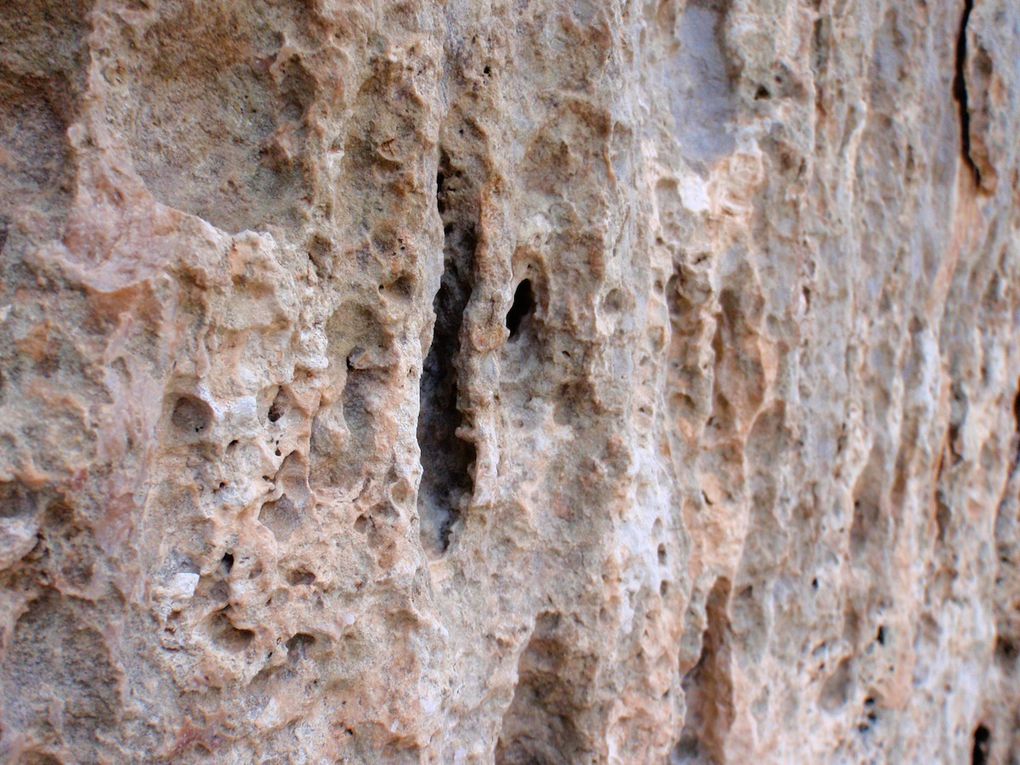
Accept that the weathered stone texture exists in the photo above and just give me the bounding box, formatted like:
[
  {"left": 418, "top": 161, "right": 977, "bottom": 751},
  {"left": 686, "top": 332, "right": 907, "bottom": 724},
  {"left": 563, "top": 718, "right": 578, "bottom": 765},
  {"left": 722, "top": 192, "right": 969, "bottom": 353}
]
[{"left": 1, "top": 0, "right": 1019, "bottom": 762}]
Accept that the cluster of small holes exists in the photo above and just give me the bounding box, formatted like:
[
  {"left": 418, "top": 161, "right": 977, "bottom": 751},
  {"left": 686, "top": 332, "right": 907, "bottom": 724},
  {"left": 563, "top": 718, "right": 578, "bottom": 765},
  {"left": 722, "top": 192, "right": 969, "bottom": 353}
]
[{"left": 857, "top": 696, "right": 879, "bottom": 733}]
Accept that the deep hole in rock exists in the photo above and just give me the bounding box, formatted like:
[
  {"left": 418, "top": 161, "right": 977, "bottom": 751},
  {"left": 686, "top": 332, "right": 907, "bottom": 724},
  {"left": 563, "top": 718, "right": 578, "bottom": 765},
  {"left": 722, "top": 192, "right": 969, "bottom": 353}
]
[
  {"left": 972, "top": 724, "right": 990, "bottom": 765},
  {"left": 506, "top": 279, "right": 535, "bottom": 341},
  {"left": 416, "top": 148, "right": 476, "bottom": 556}
]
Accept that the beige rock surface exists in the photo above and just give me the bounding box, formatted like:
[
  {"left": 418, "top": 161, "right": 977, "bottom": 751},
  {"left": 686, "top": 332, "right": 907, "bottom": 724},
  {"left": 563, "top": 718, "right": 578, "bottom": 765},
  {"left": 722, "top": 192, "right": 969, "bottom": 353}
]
[{"left": 1, "top": 0, "right": 1019, "bottom": 762}]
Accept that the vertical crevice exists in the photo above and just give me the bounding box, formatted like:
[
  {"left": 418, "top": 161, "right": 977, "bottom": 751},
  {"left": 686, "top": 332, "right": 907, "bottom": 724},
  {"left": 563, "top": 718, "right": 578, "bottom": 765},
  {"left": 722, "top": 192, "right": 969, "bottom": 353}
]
[
  {"left": 953, "top": 0, "right": 981, "bottom": 186},
  {"left": 417, "top": 148, "right": 477, "bottom": 556}
]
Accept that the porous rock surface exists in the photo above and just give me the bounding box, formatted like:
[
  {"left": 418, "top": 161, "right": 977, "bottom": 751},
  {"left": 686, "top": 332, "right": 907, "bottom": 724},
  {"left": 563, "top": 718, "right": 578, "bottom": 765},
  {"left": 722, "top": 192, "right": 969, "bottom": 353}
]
[{"left": 1, "top": 0, "right": 1019, "bottom": 762}]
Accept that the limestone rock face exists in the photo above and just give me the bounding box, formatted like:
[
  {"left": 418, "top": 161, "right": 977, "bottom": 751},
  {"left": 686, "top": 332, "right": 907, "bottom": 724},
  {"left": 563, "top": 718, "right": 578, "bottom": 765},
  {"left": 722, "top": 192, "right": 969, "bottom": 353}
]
[{"left": 1, "top": 0, "right": 1019, "bottom": 762}]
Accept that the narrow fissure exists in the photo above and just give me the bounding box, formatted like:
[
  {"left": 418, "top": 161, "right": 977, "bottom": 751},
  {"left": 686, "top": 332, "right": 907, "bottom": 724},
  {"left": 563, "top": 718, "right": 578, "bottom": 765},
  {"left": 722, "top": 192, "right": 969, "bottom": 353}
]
[
  {"left": 417, "top": 148, "right": 477, "bottom": 556},
  {"left": 953, "top": 0, "right": 981, "bottom": 186}
]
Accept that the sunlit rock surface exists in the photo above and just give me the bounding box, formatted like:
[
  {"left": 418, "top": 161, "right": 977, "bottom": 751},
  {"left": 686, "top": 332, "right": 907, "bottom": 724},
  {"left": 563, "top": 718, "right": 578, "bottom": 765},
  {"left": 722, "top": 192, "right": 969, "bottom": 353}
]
[{"left": 1, "top": 0, "right": 1019, "bottom": 762}]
